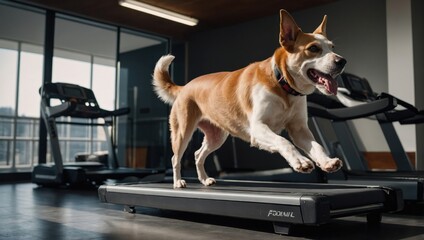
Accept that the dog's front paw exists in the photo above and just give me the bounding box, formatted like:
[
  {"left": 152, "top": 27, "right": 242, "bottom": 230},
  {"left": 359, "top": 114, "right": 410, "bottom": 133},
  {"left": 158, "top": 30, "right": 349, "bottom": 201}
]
[
  {"left": 320, "top": 158, "right": 343, "bottom": 172},
  {"left": 200, "top": 177, "right": 216, "bottom": 186},
  {"left": 174, "top": 179, "right": 187, "bottom": 188},
  {"left": 291, "top": 156, "right": 315, "bottom": 173}
]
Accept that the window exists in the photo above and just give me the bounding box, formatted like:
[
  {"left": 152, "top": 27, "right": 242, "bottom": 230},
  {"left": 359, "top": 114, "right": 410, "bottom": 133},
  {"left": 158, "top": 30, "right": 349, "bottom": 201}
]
[
  {"left": 118, "top": 29, "right": 169, "bottom": 168},
  {"left": 0, "top": 3, "right": 44, "bottom": 171},
  {"left": 18, "top": 44, "right": 44, "bottom": 117},
  {"left": 50, "top": 15, "right": 117, "bottom": 163},
  {"left": 0, "top": 1, "right": 169, "bottom": 173},
  {"left": 0, "top": 40, "right": 18, "bottom": 117}
]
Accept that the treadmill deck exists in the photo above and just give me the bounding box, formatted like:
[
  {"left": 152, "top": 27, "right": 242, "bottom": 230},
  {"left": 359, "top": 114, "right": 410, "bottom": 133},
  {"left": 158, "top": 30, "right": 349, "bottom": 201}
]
[{"left": 98, "top": 179, "right": 402, "bottom": 230}]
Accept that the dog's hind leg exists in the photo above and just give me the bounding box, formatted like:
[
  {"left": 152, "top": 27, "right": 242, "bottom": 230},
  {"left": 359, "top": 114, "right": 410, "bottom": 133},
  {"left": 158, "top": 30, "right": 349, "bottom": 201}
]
[
  {"left": 195, "top": 121, "right": 229, "bottom": 186},
  {"left": 169, "top": 101, "right": 201, "bottom": 188}
]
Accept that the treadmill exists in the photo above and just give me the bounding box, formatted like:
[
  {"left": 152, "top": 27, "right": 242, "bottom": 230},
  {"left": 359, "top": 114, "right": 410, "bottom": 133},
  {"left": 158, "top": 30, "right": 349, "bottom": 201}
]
[
  {"left": 335, "top": 73, "right": 421, "bottom": 172},
  {"left": 32, "top": 82, "right": 162, "bottom": 187},
  {"left": 98, "top": 178, "right": 402, "bottom": 235},
  {"left": 307, "top": 73, "right": 424, "bottom": 201}
]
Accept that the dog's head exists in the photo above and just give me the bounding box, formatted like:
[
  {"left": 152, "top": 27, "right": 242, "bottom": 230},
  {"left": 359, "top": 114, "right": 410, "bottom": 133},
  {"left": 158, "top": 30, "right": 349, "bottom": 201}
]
[{"left": 276, "top": 10, "right": 346, "bottom": 95}]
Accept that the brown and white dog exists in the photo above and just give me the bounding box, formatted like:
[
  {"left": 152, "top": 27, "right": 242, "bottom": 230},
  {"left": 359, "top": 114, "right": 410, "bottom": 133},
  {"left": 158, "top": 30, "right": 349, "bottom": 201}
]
[{"left": 153, "top": 9, "right": 346, "bottom": 188}]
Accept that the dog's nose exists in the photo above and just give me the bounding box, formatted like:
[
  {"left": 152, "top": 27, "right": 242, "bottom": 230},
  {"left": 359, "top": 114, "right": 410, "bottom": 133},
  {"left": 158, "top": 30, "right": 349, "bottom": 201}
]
[{"left": 335, "top": 56, "right": 347, "bottom": 68}]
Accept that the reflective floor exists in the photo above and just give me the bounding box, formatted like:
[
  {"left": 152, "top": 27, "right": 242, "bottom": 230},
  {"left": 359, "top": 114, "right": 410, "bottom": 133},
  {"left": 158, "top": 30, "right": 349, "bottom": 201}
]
[{"left": 0, "top": 183, "right": 423, "bottom": 240}]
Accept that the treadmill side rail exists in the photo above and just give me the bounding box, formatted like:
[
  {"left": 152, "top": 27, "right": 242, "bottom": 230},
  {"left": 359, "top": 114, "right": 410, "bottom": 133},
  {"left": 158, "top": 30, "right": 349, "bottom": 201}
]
[
  {"left": 98, "top": 185, "right": 306, "bottom": 224},
  {"left": 299, "top": 195, "right": 331, "bottom": 224},
  {"left": 382, "top": 187, "right": 404, "bottom": 212},
  {"left": 97, "top": 181, "right": 403, "bottom": 235}
]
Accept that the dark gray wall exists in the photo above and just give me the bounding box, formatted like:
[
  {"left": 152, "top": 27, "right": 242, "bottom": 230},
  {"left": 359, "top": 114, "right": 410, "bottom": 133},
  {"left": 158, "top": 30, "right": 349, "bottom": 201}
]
[
  {"left": 188, "top": 0, "right": 388, "bottom": 91},
  {"left": 188, "top": 14, "right": 280, "bottom": 79},
  {"left": 291, "top": 0, "right": 388, "bottom": 92}
]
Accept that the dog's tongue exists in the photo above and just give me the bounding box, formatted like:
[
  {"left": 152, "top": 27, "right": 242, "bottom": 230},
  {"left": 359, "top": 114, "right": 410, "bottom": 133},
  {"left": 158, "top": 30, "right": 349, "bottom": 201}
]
[{"left": 317, "top": 72, "right": 338, "bottom": 95}]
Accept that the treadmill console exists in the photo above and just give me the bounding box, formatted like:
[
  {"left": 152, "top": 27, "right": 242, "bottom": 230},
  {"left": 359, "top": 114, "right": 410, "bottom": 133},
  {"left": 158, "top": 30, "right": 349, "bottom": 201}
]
[
  {"left": 337, "top": 73, "right": 376, "bottom": 101},
  {"left": 42, "top": 82, "right": 98, "bottom": 105},
  {"left": 60, "top": 85, "right": 86, "bottom": 99},
  {"left": 40, "top": 82, "right": 110, "bottom": 118}
]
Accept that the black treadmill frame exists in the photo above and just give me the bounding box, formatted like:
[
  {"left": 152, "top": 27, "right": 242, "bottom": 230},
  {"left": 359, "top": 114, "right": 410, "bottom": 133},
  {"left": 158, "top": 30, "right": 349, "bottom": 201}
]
[
  {"left": 306, "top": 77, "right": 424, "bottom": 201},
  {"left": 98, "top": 179, "right": 402, "bottom": 235}
]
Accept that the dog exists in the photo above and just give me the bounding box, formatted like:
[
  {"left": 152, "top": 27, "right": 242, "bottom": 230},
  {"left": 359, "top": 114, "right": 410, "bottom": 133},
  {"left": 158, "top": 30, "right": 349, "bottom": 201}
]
[{"left": 153, "top": 9, "right": 346, "bottom": 188}]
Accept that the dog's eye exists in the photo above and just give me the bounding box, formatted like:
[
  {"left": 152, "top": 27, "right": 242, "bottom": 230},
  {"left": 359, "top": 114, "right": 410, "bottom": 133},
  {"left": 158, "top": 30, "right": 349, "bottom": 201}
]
[{"left": 307, "top": 45, "right": 320, "bottom": 53}]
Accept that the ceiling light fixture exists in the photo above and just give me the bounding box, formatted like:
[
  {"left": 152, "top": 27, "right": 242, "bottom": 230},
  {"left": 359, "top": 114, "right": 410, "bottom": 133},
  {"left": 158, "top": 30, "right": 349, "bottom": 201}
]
[{"left": 119, "top": 0, "right": 198, "bottom": 26}]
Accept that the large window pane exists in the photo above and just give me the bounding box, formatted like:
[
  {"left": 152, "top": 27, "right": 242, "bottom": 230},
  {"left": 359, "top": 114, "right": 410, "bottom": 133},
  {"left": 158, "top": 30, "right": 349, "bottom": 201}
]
[
  {"left": 0, "top": 139, "right": 13, "bottom": 167},
  {"left": 0, "top": 40, "right": 18, "bottom": 116},
  {"left": 0, "top": 117, "right": 13, "bottom": 137},
  {"left": 92, "top": 57, "right": 116, "bottom": 110},
  {"left": 0, "top": 3, "right": 44, "bottom": 45},
  {"left": 15, "top": 118, "right": 39, "bottom": 167},
  {"left": 52, "top": 50, "right": 91, "bottom": 87},
  {"left": 0, "top": 116, "right": 15, "bottom": 167},
  {"left": 15, "top": 140, "right": 32, "bottom": 166},
  {"left": 18, "top": 44, "right": 43, "bottom": 117}
]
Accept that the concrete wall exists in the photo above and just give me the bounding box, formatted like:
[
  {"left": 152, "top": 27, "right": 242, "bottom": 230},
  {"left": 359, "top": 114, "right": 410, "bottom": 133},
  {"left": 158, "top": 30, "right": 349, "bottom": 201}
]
[{"left": 386, "top": 0, "right": 415, "bottom": 156}]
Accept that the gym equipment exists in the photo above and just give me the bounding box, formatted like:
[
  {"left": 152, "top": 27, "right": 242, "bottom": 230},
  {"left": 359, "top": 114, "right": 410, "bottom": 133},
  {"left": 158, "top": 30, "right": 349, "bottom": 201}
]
[
  {"left": 307, "top": 73, "right": 424, "bottom": 201},
  {"left": 98, "top": 178, "right": 402, "bottom": 235},
  {"left": 336, "top": 73, "right": 423, "bottom": 124},
  {"left": 96, "top": 71, "right": 407, "bottom": 235},
  {"left": 336, "top": 73, "right": 421, "bottom": 171},
  {"left": 32, "top": 82, "right": 162, "bottom": 187}
]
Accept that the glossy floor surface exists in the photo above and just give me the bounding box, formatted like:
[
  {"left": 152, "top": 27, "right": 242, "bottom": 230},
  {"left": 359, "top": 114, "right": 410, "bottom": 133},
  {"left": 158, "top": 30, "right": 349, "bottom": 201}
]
[{"left": 1, "top": 183, "right": 423, "bottom": 240}]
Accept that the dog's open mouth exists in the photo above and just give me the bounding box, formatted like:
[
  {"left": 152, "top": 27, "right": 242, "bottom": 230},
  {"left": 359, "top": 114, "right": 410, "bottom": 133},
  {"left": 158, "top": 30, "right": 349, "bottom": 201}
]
[{"left": 307, "top": 69, "right": 338, "bottom": 95}]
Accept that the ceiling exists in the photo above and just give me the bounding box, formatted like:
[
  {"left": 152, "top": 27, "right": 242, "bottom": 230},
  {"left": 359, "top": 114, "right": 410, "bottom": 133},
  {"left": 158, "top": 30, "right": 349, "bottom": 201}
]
[{"left": 17, "top": 0, "right": 338, "bottom": 39}]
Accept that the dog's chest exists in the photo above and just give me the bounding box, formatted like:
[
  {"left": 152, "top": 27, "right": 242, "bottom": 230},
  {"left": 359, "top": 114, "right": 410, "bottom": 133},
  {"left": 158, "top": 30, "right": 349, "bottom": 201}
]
[{"left": 250, "top": 85, "right": 302, "bottom": 132}]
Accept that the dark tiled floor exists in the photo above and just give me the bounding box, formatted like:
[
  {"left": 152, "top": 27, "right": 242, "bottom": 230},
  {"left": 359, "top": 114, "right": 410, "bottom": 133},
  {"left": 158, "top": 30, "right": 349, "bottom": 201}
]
[{"left": 0, "top": 183, "right": 423, "bottom": 240}]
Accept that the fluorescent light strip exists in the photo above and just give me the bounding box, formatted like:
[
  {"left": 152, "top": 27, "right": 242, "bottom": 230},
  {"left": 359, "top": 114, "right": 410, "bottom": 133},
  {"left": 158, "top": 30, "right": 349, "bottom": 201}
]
[{"left": 119, "top": 0, "right": 198, "bottom": 26}]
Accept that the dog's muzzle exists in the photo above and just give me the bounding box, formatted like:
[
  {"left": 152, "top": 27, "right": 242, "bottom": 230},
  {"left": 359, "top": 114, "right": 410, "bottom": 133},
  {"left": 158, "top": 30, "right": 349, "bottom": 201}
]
[
  {"left": 307, "top": 54, "right": 347, "bottom": 96},
  {"left": 334, "top": 55, "right": 347, "bottom": 71}
]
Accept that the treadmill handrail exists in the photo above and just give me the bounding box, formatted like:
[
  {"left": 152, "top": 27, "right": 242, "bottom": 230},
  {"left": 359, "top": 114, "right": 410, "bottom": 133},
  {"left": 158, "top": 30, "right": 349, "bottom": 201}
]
[
  {"left": 307, "top": 95, "right": 397, "bottom": 121},
  {"left": 378, "top": 92, "right": 419, "bottom": 122},
  {"left": 380, "top": 92, "right": 418, "bottom": 113},
  {"left": 399, "top": 110, "right": 424, "bottom": 124},
  {"left": 46, "top": 102, "right": 75, "bottom": 118},
  {"left": 101, "top": 107, "right": 130, "bottom": 118}
]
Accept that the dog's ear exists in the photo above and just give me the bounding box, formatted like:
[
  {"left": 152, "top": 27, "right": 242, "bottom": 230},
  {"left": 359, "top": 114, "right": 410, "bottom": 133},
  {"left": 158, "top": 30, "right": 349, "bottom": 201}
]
[
  {"left": 313, "top": 15, "right": 327, "bottom": 37},
  {"left": 279, "top": 9, "right": 301, "bottom": 51}
]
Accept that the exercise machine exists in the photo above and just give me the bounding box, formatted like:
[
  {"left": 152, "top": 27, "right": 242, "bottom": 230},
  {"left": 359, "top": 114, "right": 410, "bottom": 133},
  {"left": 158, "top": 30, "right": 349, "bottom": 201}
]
[
  {"left": 98, "top": 178, "right": 402, "bottom": 235},
  {"left": 307, "top": 73, "right": 424, "bottom": 201},
  {"left": 32, "top": 82, "right": 162, "bottom": 187},
  {"left": 335, "top": 73, "right": 421, "bottom": 171},
  {"left": 96, "top": 71, "right": 409, "bottom": 235}
]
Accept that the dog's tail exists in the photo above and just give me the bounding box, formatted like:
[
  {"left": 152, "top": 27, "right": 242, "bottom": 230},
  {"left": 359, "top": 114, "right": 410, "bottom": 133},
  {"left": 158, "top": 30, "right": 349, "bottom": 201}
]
[{"left": 152, "top": 55, "right": 181, "bottom": 105}]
